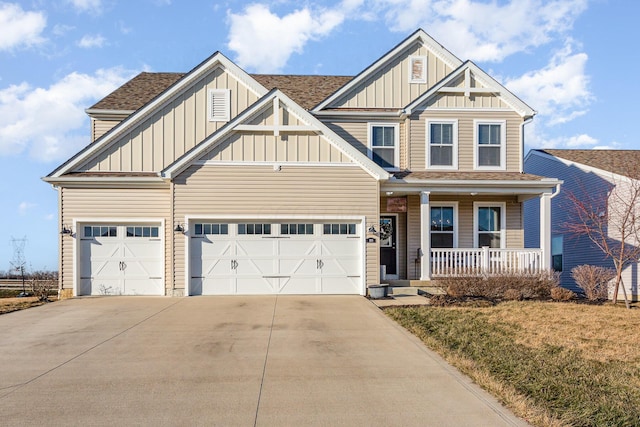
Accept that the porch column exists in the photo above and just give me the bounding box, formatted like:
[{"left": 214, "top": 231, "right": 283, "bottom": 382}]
[
  {"left": 540, "top": 192, "right": 552, "bottom": 270},
  {"left": 420, "top": 191, "right": 431, "bottom": 280}
]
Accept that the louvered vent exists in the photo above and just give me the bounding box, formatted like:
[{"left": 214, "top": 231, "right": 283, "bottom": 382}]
[{"left": 208, "top": 89, "right": 230, "bottom": 122}]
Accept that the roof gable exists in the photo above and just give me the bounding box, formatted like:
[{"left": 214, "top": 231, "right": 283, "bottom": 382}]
[
  {"left": 405, "top": 61, "right": 535, "bottom": 117},
  {"left": 312, "top": 29, "right": 463, "bottom": 112},
  {"left": 532, "top": 149, "right": 640, "bottom": 179},
  {"left": 47, "top": 52, "right": 269, "bottom": 178},
  {"left": 162, "top": 89, "right": 389, "bottom": 180}
]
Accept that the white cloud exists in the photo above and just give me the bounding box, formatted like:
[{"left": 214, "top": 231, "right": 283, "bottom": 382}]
[
  {"left": 77, "top": 34, "right": 106, "bottom": 48},
  {"left": 0, "top": 3, "right": 46, "bottom": 51},
  {"left": 0, "top": 67, "right": 137, "bottom": 162},
  {"left": 370, "top": 0, "right": 588, "bottom": 62},
  {"left": 52, "top": 24, "right": 75, "bottom": 37},
  {"left": 227, "top": 2, "right": 360, "bottom": 73},
  {"left": 506, "top": 40, "right": 591, "bottom": 124},
  {"left": 67, "top": 0, "right": 102, "bottom": 14},
  {"left": 18, "top": 202, "right": 36, "bottom": 216}
]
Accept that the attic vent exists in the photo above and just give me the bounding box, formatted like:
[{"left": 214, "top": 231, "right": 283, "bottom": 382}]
[
  {"left": 409, "top": 56, "right": 427, "bottom": 84},
  {"left": 208, "top": 89, "right": 230, "bottom": 122}
]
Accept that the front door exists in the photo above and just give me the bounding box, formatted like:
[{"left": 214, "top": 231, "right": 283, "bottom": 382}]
[{"left": 380, "top": 216, "right": 397, "bottom": 278}]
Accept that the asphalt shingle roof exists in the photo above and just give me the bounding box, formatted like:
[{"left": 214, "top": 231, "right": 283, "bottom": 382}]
[
  {"left": 394, "top": 171, "right": 548, "bottom": 181},
  {"left": 538, "top": 149, "right": 640, "bottom": 179},
  {"left": 89, "top": 72, "right": 352, "bottom": 113}
]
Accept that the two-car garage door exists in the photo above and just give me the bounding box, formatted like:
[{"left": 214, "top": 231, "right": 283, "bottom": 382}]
[{"left": 189, "top": 221, "right": 362, "bottom": 295}]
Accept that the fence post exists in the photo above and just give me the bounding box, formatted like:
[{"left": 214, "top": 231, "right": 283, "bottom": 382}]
[{"left": 481, "top": 246, "right": 490, "bottom": 274}]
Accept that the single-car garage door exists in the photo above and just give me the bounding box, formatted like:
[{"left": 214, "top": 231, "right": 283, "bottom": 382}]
[
  {"left": 189, "top": 221, "right": 362, "bottom": 295},
  {"left": 79, "top": 224, "right": 163, "bottom": 295}
]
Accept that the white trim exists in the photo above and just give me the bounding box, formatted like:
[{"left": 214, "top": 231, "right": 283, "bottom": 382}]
[
  {"left": 183, "top": 214, "right": 367, "bottom": 296},
  {"left": 207, "top": 88, "right": 231, "bottom": 122},
  {"left": 413, "top": 107, "right": 512, "bottom": 113},
  {"left": 473, "top": 202, "right": 506, "bottom": 249},
  {"left": 368, "top": 122, "right": 400, "bottom": 171},
  {"left": 474, "top": 119, "right": 507, "bottom": 171},
  {"left": 409, "top": 56, "right": 427, "bottom": 84},
  {"left": 429, "top": 202, "right": 459, "bottom": 249},
  {"left": 379, "top": 214, "right": 399, "bottom": 280},
  {"left": 426, "top": 119, "right": 458, "bottom": 170},
  {"left": 72, "top": 217, "right": 165, "bottom": 297},
  {"left": 194, "top": 161, "right": 357, "bottom": 167}
]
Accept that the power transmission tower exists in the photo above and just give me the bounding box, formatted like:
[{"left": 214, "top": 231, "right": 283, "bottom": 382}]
[{"left": 10, "top": 236, "right": 27, "bottom": 296}]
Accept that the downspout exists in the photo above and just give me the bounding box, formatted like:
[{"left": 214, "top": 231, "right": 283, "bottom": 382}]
[{"left": 520, "top": 117, "right": 534, "bottom": 173}]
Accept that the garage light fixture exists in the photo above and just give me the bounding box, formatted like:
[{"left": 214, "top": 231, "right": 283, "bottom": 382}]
[
  {"left": 174, "top": 224, "right": 185, "bottom": 233},
  {"left": 60, "top": 225, "right": 72, "bottom": 235}
]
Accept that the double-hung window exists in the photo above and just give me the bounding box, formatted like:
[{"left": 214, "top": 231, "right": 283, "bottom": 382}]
[
  {"left": 430, "top": 204, "right": 457, "bottom": 248},
  {"left": 427, "top": 120, "right": 458, "bottom": 169},
  {"left": 369, "top": 123, "right": 398, "bottom": 169},
  {"left": 474, "top": 203, "right": 505, "bottom": 248},
  {"left": 475, "top": 120, "right": 506, "bottom": 170}
]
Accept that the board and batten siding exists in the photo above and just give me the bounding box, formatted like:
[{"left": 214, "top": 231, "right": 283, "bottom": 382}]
[
  {"left": 172, "top": 164, "right": 380, "bottom": 292},
  {"left": 79, "top": 67, "right": 260, "bottom": 173},
  {"left": 59, "top": 186, "right": 171, "bottom": 294},
  {"left": 200, "top": 132, "right": 350, "bottom": 163},
  {"left": 406, "top": 194, "right": 523, "bottom": 280},
  {"left": 329, "top": 41, "right": 454, "bottom": 109},
  {"left": 91, "top": 118, "right": 125, "bottom": 141},
  {"left": 410, "top": 110, "right": 523, "bottom": 172}
]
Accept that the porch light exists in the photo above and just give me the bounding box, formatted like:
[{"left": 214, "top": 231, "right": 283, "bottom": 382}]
[
  {"left": 368, "top": 225, "right": 378, "bottom": 234},
  {"left": 60, "top": 225, "right": 72, "bottom": 235},
  {"left": 174, "top": 224, "right": 185, "bottom": 233}
]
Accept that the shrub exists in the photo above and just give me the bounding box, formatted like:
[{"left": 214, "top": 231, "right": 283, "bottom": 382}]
[
  {"left": 29, "top": 271, "right": 58, "bottom": 302},
  {"left": 551, "top": 286, "right": 575, "bottom": 301},
  {"left": 436, "top": 271, "right": 559, "bottom": 301},
  {"left": 571, "top": 265, "right": 614, "bottom": 301}
]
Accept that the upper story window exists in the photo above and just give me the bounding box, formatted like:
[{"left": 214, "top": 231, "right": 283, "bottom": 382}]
[
  {"left": 475, "top": 120, "right": 506, "bottom": 170},
  {"left": 369, "top": 123, "right": 399, "bottom": 170},
  {"left": 409, "top": 56, "right": 427, "bottom": 84},
  {"left": 208, "top": 89, "right": 230, "bottom": 122},
  {"left": 427, "top": 120, "right": 458, "bottom": 169}
]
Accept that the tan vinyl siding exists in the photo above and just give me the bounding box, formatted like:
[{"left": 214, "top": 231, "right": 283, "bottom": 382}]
[
  {"left": 79, "top": 67, "right": 260, "bottom": 173},
  {"left": 92, "top": 119, "right": 122, "bottom": 141},
  {"left": 406, "top": 194, "right": 523, "bottom": 279},
  {"left": 427, "top": 93, "right": 509, "bottom": 109},
  {"left": 410, "top": 110, "right": 523, "bottom": 172},
  {"left": 330, "top": 41, "right": 454, "bottom": 109},
  {"left": 59, "top": 186, "right": 171, "bottom": 293},
  {"left": 173, "top": 164, "right": 380, "bottom": 291}
]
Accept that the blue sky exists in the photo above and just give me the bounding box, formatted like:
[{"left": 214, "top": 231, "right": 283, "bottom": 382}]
[{"left": 0, "top": 0, "right": 635, "bottom": 271}]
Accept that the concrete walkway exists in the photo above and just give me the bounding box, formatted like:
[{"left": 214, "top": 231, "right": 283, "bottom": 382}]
[{"left": 0, "top": 296, "right": 528, "bottom": 426}]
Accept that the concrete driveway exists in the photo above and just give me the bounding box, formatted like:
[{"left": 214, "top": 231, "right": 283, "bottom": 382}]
[{"left": 0, "top": 296, "right": 528, "bottom": 426}]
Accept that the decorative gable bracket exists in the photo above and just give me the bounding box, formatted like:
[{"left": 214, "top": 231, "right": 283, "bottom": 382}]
[
  {"left": 233, "top": 97, "right": 319, "bottom": 136},
  {"left": 438, "top": 68, "right": 498, "bottom": 98}
]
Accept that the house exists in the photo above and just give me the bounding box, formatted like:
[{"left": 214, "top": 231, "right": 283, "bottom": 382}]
[
  {"left": 44, "top": 29, "right": 561, "bottom": 297},
  {"left": 524, "top": 149, "right": 640, "bottom": 299}
]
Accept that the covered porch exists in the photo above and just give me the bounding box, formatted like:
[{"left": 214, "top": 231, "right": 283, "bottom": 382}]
[{"left": 378, "top": 171, "right": 561, "bottom": 281}]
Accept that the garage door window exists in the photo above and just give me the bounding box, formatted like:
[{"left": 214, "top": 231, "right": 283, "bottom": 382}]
[
  {"left": 281, "top": 223, "right": 314, "bottom": 235},
  {"left": 194, "top": 223, "right": 229, "bottom": 235},
  {"left": 238, "top": 223, "right": 272, "bottom": 235},
  {"left": 84, "top": 226, "right": 117, "bottom": 238},
  {"left": 323, "top": 223, "right": 357, "bottom": 235},
  {"left": 126, "top": 226, "right": 159, "bottom": 238}
]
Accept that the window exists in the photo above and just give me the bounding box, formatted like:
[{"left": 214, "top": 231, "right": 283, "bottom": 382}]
[
  {"left": 323, "top": 223, "right": 357, "bottom": 235},
  {"left": 474, "top": 203, "right": 505, "bottom": 248},
  {"left": 552, "top": 235, "right": 563, "bottom": 272},
  {"left": 475, "top": 120, "right": 506, "bottom": 170},
  {"left": 207, "top": 89, "right": 230, "bottom": 122},
  {"left": 409, "top": 56, "right": 427, "bottom": 83},
  {"left": 281, "top": 224, "right": 314, "bottom": 235},
  {"left": 126, "top": 226, "right": 159, "bottom": 238},
  {"left": 430, "top": 205, "right": 456, "bottom": 248},
  {"left": 427, "top": 120, "right": 458, "bottom": 169},
  {"left": 369, "top": 123, "right": 398, "bottom": 169},
  {"left": 238, "top": 223, "right": 271, "bottom": 235},
  {"left": 84, "top": 226, "right": 117, "bottom": 238},
  {"left": 194, "top": 223, "right": 229, "bottom": 235}
]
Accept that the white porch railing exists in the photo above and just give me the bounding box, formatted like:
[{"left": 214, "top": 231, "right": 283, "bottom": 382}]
[{"left": 430, "top": 247, "right": 543, "bottom": 277}]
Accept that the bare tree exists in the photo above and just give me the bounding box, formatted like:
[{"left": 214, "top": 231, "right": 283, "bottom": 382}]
[
  {"left": 564, "top": 166, "right": 640, "bottom": 308},
  {"left": 29, "top": 271, "right": 58, "bottom": 302}
]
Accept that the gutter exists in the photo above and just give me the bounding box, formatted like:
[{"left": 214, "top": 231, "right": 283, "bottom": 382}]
[{"left": 520, "top": 116, "right": 535, "bottom": 173}]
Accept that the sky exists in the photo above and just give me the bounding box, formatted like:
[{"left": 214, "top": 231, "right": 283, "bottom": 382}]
[{"left": 0, "top": 0, "right": 636, "bottom": 271}]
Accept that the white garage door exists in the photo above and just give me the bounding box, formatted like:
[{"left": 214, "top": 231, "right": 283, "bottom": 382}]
[
  {"left": 190, "top": 222, "right": 362, "bottom": 295},
  {"left": 79, "top": 224, "right": 163, "bottom": 295}
]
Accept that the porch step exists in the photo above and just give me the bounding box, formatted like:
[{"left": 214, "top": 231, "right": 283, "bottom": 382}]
[{"left": 388, "top": 286, "right": 445, "bottom": 296}]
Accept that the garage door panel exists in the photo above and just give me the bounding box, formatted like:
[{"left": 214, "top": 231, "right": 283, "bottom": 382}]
[
  {"left": 199, "top": 277, "right": 235, "bottom": 295},
  {"left": 278, "top": 240, "right": 317, "bottom": 256},
  {"left": 320, "top": 258, "right": 360, "bottom": 276},
  {"left": 122, "top": 278, "right": 163, "bottom": 295},
  {"left": 320, "top": 240, "right": 360, "bottom": 256},
  {"left": 279, "top": 258, "right": 317, "bottom": 276},
  {"left": 321, "top": 277, "right": 361, "bottom": 294},
  {"left": 279, "top": 277, "right": 317, "bottom": 294},
  {"left": 236, "top": 277, "right": 278, "bottom": 294},
  {"left": 235, "top": 240, "right": 275, "bottom": 257}
]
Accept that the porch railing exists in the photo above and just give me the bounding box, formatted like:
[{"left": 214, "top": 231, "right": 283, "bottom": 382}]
[{"left": 430, "top": 247, "right": 543, "bottom": 277}]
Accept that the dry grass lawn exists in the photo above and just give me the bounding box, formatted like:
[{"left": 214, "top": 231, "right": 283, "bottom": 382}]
[
  {"left": 0, "top": 296, "right": 53, "bottom": 315},
  {"left": 386, "top": 301, "right": 640, "bottom": 427}
]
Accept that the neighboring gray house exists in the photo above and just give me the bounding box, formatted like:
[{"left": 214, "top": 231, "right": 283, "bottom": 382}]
[{"left": 524, "top": 149, "right": 640, "bottom": 299}]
